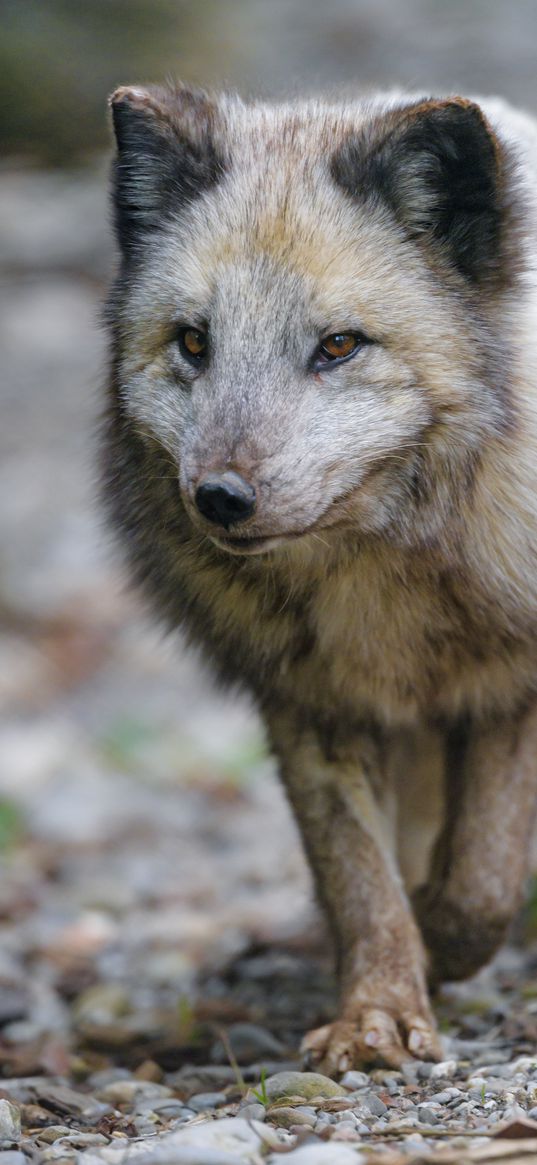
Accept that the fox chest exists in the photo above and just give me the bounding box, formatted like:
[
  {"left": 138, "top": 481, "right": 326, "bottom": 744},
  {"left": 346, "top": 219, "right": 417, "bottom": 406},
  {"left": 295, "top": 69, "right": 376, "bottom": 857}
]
[{"left": 281, "top": 556, "right": 533, "bottom": 724}]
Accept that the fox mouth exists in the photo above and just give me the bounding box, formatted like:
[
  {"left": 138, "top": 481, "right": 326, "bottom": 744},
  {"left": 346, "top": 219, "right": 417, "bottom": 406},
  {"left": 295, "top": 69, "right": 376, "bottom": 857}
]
[{"left": 208, "top": 532, "right": 292, "bottom": 556}]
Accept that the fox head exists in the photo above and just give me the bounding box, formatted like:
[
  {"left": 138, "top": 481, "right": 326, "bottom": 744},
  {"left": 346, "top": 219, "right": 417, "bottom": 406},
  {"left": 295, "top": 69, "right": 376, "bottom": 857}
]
[{"left": 107, "top": 85, "right": 524, "bottom": 558}]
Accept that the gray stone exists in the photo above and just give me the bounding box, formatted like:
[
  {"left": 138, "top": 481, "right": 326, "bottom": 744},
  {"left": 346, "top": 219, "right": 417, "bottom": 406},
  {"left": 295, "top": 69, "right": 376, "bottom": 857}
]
[
  {"left": 363, "top": 1093, "right": 387, "bottom": 1116},
  {"left": 134, "top": 1097, "right": 190, "bottom": 1118},
  {"left": 401, "top": 1061, "right": 420, "bottom": 1084},
  {"left": 430, "top": 1060, "right": 457, "bottom": 1079},
  {"left": 36, "top": 1126, "right": 71, "bottom": 1143},
  {"left": 0, "top": 1155, "right": 26, "bottom": 1165},
  {"left": 132, "top": 1116, "right": 158, "bottom": 1136},
  {"left": 0, "top": 1102, "right": 20, "bottom": 1145},
  {"left": 188, "top": 1091, "right": 228, "bottom": 1112},
  {"left": 87, "top": 1067, "right": 132, "bottom": 1089},
  {"left": 59, "top": 1133, "right": 109, "bottom": 1147},
  {"left": 333, "top": 1110, "right": 358, "bottom": 1124},
  {"left": 98, "top": 1080, "right": 173, "bottom": 1105},
  {"left": 429, "top": 1088, "right": 461, "bottom": 1104},
  {"left": 166, "top": 1066, "right": 237, "bottom": 1096},
  {"left": 149, "top": 1100, "right": 192, "bottom": 1118},
  {"left": 211, "top": 1022, "right": 286, "bottom": 1064},
  {"left": 267, "top": 1105, "right": 316, "bottom": 1129},
  {"left": 340, "top": 1070, "right": 369, "bottom": 1090},
  {"left": 239, "top": 1102, "right": 265, "bottom": 1121},
  {"left": 314, "top": 1117, "right": 333, "bottom": 1134},
  {"left": 418, "top": 1107, "right": 439, "bottom": 1125}
]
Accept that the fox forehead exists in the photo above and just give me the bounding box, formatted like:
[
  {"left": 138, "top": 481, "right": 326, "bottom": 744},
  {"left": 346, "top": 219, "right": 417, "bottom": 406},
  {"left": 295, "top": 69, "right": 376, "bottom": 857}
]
[
  {"left": 132, "top": 164, "right": 458, "bottom": 375},
  {"left": 136, "top": 129, "right": 427, "bottom": 339},
  {"left": 130, "top": 98, "right": 390, "bottom": 297}
]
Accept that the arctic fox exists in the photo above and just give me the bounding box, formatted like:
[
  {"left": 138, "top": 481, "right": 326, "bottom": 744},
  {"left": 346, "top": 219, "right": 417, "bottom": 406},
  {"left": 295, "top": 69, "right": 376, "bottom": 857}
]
[{"left": 103, "top": 84, "right": 537, "bottom": 1073}]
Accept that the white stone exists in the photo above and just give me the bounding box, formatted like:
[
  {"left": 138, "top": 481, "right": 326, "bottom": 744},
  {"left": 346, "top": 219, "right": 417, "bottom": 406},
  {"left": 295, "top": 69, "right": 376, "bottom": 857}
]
[
  {"left": 429, "top": 1060, "right": 457, "bottom": 1079},
  {"left": 269, "top": 1145, "right": 364, "bottom": 1164}
]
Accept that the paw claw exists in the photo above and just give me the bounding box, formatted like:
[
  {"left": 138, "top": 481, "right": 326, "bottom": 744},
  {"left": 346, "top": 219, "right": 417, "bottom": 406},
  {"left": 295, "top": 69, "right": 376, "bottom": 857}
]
[
  {"left": 302, "top": 1006, "right": 440, "bottom": 1077},
  {"left": 364, "top": 1028, "right": 381, "bottom": 1048}
]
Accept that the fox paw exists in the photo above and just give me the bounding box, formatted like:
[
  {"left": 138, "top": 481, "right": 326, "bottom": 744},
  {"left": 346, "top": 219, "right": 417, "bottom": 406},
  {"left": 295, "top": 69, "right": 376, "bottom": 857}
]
[{"left": 301, "top": 1009, "right": 442, "bottom": 1076}]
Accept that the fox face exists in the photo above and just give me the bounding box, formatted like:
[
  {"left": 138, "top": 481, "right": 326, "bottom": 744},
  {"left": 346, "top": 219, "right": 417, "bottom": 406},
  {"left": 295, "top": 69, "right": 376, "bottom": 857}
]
[{"left": 108, "top": 86, "right": 522, "bottom": 558}]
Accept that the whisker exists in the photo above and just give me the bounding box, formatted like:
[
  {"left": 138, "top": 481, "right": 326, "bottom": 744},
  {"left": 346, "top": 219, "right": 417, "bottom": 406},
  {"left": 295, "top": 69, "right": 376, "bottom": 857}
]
[{"left": 309, "top": 531, "right": 331, "bottom": 550}]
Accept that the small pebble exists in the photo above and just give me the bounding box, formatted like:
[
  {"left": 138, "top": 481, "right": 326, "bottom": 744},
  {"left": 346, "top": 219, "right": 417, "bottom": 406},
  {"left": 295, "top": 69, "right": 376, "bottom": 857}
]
[
  {"left": 132, "top": 1117, "right": 158, "bottom": 1135},
  {"left": 333, "top": 1111, "right": 358, "bottom": 1125},
  {"left": 340, "top": 1070, "right": 369, "bottom": 1090},
  {"left": 58, "top": 1133, "right": 109, "bottom": 1147},
  {"left": 364, "top": 1093, "right": 387, "bottom": 1116},
  {"left": 188, "top": 1091, "right": 227, "bottom": 1112},
  {"left": 429, "top": 1088, "right": 461, "bottom": 1103},
  {"left": 87, "top": 1067, "right": 131, "bottom": 1089},
  {"left": 150, "top": 1099, "right": 191, "bottom": 1117},
  {"left": 20, "top": 1103, "right": 54, "bottom": 1127},
  {"left": 418, "top": 1107, "right": 439, "bottom": 1125},
  {"left": 37, "top": 1127, "right": 72, "bottom": 1144},
  {"left": 314, "top": 1117, "right": 333, "bottom": 1134},
  {"left": 430, "top": 1059, "right": 457, "bottom": 1079},
  {"left": 267, "top": 1106, "right": 316, "bottom": 1129},
  {"left": 239, "top": 1102, "right": 265, "bottom": 1121},
  {"left": 98, "top": 1080, "right": 172, "bottom": 1104}
]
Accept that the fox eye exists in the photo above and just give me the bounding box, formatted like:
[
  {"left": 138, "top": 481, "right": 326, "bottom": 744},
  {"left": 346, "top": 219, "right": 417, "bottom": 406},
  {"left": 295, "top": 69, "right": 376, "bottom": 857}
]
[
  {"left": 314, "top": 332, "right": 366, "bottom": 369},
  {"left": 177, "top": 326, "right": 208, "bottom": 365}
]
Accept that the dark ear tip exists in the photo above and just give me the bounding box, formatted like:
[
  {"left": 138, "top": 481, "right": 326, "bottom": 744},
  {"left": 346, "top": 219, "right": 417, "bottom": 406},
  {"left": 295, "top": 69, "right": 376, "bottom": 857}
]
[
  {"left": 109, "top": 85, "right": 152, "bottom": 111},
  {"left": 415, "top": 96, "right": 493, "bottom": 134}
]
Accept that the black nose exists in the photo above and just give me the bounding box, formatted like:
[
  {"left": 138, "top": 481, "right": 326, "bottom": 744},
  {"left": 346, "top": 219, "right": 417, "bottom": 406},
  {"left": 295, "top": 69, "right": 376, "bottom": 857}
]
[{"left": 194, "top": 471, "right": 256, "bottom": 529}]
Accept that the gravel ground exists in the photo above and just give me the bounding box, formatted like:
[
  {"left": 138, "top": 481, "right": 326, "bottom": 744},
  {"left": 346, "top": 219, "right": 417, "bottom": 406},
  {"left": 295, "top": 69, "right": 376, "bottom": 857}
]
[{"left": 4, "top": 160, "right": 537, "bottom": 1165}]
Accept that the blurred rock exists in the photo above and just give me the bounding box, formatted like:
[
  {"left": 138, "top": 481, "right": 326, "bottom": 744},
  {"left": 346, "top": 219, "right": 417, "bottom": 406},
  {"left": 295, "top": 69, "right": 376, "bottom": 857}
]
[
  {"left": 211, "top": 1022, "right": 286, "bottom": 1065},
  {"left": 0, "top": 1103, "right": 20, "bottom": 1145}
]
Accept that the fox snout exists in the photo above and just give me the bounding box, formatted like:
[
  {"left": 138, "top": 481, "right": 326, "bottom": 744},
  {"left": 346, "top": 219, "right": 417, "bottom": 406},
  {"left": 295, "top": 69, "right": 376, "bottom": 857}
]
[{"left": 194, "top": 470, "right": 256, "bottom": 529}]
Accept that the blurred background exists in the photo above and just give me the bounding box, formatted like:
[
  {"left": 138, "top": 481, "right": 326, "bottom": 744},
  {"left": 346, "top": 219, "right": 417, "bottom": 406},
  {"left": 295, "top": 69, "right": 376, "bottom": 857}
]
[{"left": 2, "top": 0, "right": 537, "bottom": 1082}]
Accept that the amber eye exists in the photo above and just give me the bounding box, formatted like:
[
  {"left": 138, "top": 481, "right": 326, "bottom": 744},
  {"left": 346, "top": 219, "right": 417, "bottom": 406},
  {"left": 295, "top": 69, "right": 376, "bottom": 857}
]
[
  {"left": 177, "top": 326, "right": 208, "bottom": 364},
  {"left": 315, "top": 332, "right": 364, "bottom": 367}
]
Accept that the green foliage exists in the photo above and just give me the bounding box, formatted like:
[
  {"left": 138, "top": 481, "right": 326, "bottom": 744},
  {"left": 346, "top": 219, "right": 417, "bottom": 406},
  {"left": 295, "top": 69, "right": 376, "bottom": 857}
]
[
  {"left": 0, "top": 798, "right": 24, "bottom": 851},
  {"left": 251, "top": 1066, "right": 269, "bottom": 1106}
]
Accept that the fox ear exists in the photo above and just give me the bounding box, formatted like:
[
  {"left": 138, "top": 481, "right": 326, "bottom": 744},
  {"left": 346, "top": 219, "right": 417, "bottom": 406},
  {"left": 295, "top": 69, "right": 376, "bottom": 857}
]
[
  {"left": 333, "top": 99, "right": 514, "bottom": 288},
  {"left": 109, "top": 84, "right": 222, "bottom": 259}
]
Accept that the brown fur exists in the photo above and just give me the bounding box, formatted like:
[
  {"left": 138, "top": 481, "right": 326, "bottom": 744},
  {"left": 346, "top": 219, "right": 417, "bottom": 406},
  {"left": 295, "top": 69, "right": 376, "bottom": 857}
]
[{"left": 103, "top": 84, "right": 537, "bottom": 1072}]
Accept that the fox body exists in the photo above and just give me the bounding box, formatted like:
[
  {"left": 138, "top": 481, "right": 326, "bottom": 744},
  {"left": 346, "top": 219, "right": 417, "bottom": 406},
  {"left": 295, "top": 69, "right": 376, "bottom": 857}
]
[{"left": 104, "top": 85, "right": 537, "bottom": 1072}]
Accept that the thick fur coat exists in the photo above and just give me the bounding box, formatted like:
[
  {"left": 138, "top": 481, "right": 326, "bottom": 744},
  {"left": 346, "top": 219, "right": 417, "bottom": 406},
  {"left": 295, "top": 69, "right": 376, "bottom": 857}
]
[{"left": 103, "top": 85, "right": 537, "bottom": 1072}]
